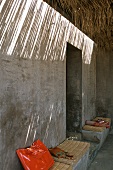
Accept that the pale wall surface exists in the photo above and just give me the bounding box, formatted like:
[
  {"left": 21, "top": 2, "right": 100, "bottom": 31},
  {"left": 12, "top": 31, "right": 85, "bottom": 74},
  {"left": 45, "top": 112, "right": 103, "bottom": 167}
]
[{"left": 0, "top": 1, "right": 96, "bottom": 169}]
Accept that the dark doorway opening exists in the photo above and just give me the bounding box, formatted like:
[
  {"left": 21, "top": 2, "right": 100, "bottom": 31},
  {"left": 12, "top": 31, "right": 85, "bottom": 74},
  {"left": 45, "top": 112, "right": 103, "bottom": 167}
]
[{"left": 66, "top": 43, "right": 82, "bottom": 136}]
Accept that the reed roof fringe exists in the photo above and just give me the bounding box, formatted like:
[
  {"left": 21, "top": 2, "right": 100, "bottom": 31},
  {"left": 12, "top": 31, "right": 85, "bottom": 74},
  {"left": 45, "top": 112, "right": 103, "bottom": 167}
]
[{"left": 44, "top": 0, "right": 113, "bottom": 50}]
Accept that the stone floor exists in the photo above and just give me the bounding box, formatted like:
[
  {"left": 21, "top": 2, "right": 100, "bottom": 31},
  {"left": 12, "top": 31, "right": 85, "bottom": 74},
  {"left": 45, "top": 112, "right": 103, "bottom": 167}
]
[{"left": 89, "top": 134, "right": 113, "bottom": 170}]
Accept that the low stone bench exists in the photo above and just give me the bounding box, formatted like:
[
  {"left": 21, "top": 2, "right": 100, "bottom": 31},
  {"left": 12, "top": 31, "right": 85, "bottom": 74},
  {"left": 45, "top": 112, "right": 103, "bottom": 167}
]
[
  {"left": 82, "top": 117, "right": 111, "bottom": 149},
  {"left": 50, "top": 140, "right": 90, "bottom": 170}
]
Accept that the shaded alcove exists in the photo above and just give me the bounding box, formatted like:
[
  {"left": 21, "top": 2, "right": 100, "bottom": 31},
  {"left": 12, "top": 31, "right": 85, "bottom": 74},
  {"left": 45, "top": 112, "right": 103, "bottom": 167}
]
[{"left": 66, "top": 43, "right": 82, "bottom": 135}]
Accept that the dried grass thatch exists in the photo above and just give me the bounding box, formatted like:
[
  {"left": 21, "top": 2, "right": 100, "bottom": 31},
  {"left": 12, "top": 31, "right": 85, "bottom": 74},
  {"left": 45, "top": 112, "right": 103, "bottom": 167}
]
[{"left": 44, "top": 0, "right": 113, "bottom": 50}]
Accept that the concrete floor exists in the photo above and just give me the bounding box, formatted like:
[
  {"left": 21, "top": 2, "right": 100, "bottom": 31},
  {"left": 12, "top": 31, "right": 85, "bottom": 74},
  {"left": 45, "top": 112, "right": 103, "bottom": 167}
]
[{"left": 89, "top": 134, "right": 113, "bottom": 170}]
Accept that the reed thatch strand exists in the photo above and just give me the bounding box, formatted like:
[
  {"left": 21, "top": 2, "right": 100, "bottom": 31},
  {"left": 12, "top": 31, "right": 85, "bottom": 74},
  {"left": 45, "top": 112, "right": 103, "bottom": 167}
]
[{"left": 44, "top": 0, "right": 113, "bottom": 50}]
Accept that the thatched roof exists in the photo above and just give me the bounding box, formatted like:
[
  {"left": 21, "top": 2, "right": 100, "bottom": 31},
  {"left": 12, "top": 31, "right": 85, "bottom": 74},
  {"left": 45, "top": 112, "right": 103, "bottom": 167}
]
[{"left": 44, "top": 0, "right": 113, "bottom": 51}]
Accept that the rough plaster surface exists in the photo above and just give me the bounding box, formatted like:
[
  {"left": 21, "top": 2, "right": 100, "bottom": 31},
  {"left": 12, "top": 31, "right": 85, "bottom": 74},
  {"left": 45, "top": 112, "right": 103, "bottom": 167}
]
[
  {"left": 0, "top": 1, "right": 96, "bottom": 169},
  {"left": 96, "top": 50, "right": 113, "bottom": 123},
  {"left": 0, "top": 53, "right": 66, "bottom": 169},
  {"left": 82, "top": 47, "right": 96, "bottom": 125}
]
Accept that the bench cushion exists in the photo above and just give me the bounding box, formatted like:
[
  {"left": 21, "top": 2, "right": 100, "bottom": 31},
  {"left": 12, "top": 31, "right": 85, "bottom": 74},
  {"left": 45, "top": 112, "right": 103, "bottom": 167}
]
[
  {"left": 52, "top": 140, "right": 90, "bottom": 166},
  {"left": 83, "top": 125, "right": 105, "bottom": 132},
  {"left": 50, "top": 162, "right": 71, "bottom": 170}
]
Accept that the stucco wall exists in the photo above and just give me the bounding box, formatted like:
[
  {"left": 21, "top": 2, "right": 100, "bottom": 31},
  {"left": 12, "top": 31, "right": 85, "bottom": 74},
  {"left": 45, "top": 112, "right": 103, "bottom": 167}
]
[
  {"left": 82, "top": 46, "right": 97, "bottom": 125},
  {"left": 96, "top": 50, "right": 113, "bottom": 122},
  {"left": 0, "top": 53, "right": 66, "bottom": 169},
  {"left": 0, "top": 1, "right": 96, "bottom": 169}
]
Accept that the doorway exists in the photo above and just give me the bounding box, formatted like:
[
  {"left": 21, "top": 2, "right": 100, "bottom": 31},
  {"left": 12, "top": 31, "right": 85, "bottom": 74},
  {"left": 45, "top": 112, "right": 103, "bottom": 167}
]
[{"left": 66, "top": 43, "right": 82, "bottom": 135}]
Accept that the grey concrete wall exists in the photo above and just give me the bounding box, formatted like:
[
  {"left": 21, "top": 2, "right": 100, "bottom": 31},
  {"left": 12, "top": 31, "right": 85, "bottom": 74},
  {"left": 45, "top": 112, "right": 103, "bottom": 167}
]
[
  {"left": 0, "top": 53, "right": 66, "bottom": 169},
  {"left": 0, "top": 1, "right": 96, "bottom": 170},
  {"left": 82, "top": 46, "right": 97, "bottom": 125},
  {"left": 96, "top": 50, "right": 113, "bottom": 122}
]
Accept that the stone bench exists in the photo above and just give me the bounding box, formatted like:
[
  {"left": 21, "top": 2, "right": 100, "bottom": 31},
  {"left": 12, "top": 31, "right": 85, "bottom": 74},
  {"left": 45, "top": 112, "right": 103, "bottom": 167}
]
[
  {"left": 50, "top": 140, "right": 90, "bottom": 170},
  {"left": 82, "top": 117, "right": 111, "bottom": 150}
]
